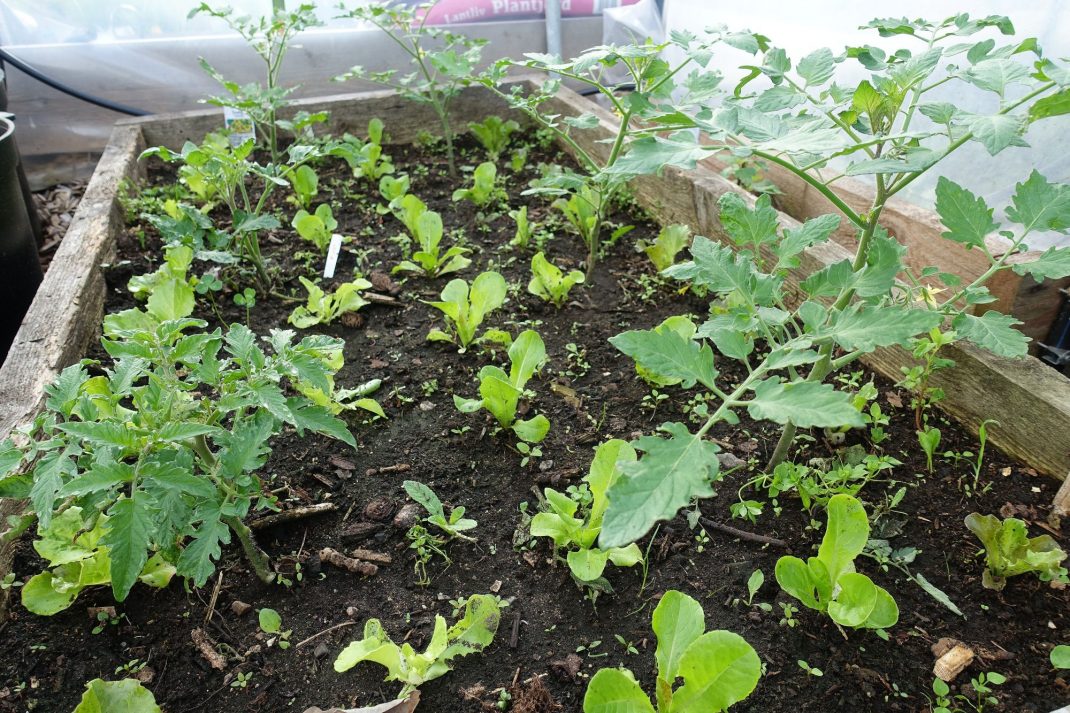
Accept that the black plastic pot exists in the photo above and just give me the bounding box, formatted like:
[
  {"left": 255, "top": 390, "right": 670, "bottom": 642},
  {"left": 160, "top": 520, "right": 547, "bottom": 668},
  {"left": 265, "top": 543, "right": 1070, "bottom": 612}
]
[
  {"left": 1038, "top": 288, "right": 1070, "bottom": 373},
  {"left": 0, "top": 115, "right": 43, "bottom": 361},
  {"left": 0, "top": 71, "right": 43, "bottom": 246}
]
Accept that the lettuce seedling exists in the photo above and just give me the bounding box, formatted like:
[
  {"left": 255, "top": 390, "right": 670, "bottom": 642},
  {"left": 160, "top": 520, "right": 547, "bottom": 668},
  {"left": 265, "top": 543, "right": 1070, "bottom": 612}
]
[
  {"left": 72, "top": 678, "right": 161, "bottom": 713},
  {"left": 292, "top": 203, "right": 338, "bottom": 253},
  {"left": 552, "top": 186, "right": 601, "bottom": 263},
  {"left": 329, "top": 119, "right": 395, "bottom": 181},
  {"left": 583, "top": 590, "right": 761, "bottom": 712},
  {"left": 21, "top": 507, "right": 175, "bottom": 616},
  {"left": 378, "top": 173, "right": 410, "bottom": 214},
  {"left": 509, "top": 205, "right": 535, "bottom": 248},
  {"left": 425, "top": 271, "right": 507, "bottom": 349},
  {"left": 640, "top": 224, "right": 691, "bottom": 273},
  {"left": 334, "top": 594, "right": 501, "bottom": 698},
  {"left": 468, "top": 115, "right": 520, "bottom": 161},
  {"left": 454, "top": 330, "right": 550, "bottom": 443},
  {"left": 531, "top": 440, "right": 643, "bottom": 594},
  {"left": 127, "top": 244, "right": 196, "bottom": 312},
  {"left": 775, "top": 494, "right": 899, "bottom": 630},
  {"left": 964, "top": 513, "right": 1068, "bottom": 590},
  {"left": 452, "top": 161, "right": 502, "bottom": 207},
  {"left": 403, "top": 480, "right": 477, "bottom": 541},
  {"left": 289, "top": 164, "right": 318, "bottom": 209},
  {"left": 288, "top": 276, "right": 372, "bottom": 328},
  {"left": 528, "top": 251, "right": 585, "bottom": 308},
  {"left": 394, "top": 206, "right": 471, "bottom": 277}
]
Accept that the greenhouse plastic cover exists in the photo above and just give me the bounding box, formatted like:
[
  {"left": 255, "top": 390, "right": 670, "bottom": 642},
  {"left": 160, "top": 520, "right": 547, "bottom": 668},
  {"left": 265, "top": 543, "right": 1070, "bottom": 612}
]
[{"left": 1, "top": 0, "right": 1068, "bottom": 245}]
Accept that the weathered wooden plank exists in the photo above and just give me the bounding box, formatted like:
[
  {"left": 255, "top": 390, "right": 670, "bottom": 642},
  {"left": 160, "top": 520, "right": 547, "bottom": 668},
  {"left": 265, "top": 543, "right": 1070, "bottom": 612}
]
[
  {"left": 1054, "top": 475, "right": 1070, "bottom": 517},
  {"left": 0, "top": 123, "right": 145, "bottom": 616},
  {"left": 540, "top": 82, "right": 1070, "bottom": 480}
]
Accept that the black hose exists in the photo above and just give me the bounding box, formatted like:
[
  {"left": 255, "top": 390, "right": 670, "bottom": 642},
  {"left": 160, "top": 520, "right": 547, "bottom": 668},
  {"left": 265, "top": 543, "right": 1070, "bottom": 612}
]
[
  {"left": 0, "top": 47, "right": 150, "bottom": 116},
  {"left": 578, "top": 82, "right": 635, "bottom": 97}
]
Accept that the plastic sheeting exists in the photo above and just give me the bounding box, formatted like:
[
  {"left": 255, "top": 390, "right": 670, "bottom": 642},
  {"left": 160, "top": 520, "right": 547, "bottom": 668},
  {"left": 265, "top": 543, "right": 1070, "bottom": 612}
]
[
  {"left": 662, "top": 1, "right": 1070, "bottom": 248},
  {"left": 1, "top": 0, "right": 1067, "bottom": 245},
  {"left": 0, "top": 1, "right": 610, "bottom": 171}
]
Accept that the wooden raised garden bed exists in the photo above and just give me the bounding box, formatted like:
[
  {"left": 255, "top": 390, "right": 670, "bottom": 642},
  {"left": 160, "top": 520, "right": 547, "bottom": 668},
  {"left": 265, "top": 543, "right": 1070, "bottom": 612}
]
[{"left": 0, "top": 79, "right": 1068, "bottom": 712}]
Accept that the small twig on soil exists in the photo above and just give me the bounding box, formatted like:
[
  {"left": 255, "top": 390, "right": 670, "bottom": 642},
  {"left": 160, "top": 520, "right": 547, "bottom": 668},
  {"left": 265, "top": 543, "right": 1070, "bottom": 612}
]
[
  {"left": 294, "top": 620, "right": 358, "bottom": 649},
  {"left": 509, "top": 612, "right": 521, "bottom": 649},
  {"left": 350, "top": 548, "right": 393, "bottom": 564},
  {"left": 365, "top": 463, "right": 411, "bottom": 477},
  {"left": 319, "top": 547, "right": 378, "bottom": 575},
  {"left": 249, "top": 502, "right": 337, "bottom": 530},
  {"left": 203, "top": 572, "right": 224, "bottom": 627},
  {"left": 296, "top": 528, "right": 309, "bottom": 560},
  {"left": 364, "top": 292, "right": 402, "bottom": 306},
  {"left": 699, "top": 517, "right": 789, "bottom": 549},
  {"left": 191, "top": 627, "right": 226, "bottom": 671}
]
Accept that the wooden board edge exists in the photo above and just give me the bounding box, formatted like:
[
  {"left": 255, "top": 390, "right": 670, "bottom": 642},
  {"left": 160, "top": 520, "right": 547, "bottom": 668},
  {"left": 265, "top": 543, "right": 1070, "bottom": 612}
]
[
  {"left": 119, "top": 78, "right": 540, "bottom": 151},
  {"left": 0, "top": 123, "right": 145, "bottom": 617}
]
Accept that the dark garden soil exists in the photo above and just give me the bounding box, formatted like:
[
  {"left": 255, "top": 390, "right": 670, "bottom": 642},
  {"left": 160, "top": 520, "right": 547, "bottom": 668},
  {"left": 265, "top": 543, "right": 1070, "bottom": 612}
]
[{"left": 1, "top": 133, "right": 1067, "bottom": 713}]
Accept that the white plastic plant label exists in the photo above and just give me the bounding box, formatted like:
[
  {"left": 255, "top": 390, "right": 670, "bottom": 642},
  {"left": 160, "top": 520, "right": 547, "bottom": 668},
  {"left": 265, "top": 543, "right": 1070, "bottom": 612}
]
[
  {"left": 324, "top": 234, "right": 343, "bottom": 279},
  {"left": 222, "top": 107, "right": 256, "bottom": 147}
]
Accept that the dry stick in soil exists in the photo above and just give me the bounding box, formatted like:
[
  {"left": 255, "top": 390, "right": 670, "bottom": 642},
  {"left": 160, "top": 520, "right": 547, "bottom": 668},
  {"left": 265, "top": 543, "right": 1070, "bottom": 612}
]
[
  {"left": 699, "top": 517, "right": 789, "bottom": 549},
  {"left": 248, "top": 502, "right": 337, "bottom": 530},
  {"left": 319, "top": 547, "right": 379, "bottom": 575}
]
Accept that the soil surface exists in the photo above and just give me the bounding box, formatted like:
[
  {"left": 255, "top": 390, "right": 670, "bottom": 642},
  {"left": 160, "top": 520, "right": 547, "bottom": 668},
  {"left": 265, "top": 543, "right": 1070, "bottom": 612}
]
[{"left": 1, "top": 132, "right": 1067, "bottom": 713}]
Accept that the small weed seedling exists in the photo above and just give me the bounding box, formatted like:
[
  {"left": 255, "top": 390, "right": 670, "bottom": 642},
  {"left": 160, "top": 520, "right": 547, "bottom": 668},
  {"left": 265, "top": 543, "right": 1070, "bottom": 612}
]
[
  {"left": 733, "top": 569, "right": 771, "bottom": 612},
  {"left": 403, "top": 480, "right": 478, "bottom": 541},
  {"left": 334, "top": 594, "right": 500, "bottom": 699},
  {"left": 583, "top": 590, "right": 761, "bottom": 712},
  {"left": 403, "top": 481, "right": 476, "bottom": 586},
  {"left": 258, "top": 607, "right": 292, "bottom": 649},
  {"left": 454, "top": 329, "right": 550, "bottom": 443},
  {"left": 931, "top": 672, "right": 1006, "bottom": 713},
  {"left": 231, "top": 671, "right": 254, "bottom": 689}
]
